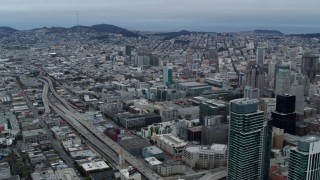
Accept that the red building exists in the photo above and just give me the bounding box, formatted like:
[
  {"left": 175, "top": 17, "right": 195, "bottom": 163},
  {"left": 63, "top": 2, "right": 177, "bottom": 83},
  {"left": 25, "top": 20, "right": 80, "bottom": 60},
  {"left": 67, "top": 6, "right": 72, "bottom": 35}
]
[
  {"left": 187, "top": 126, "right": 202, "bottom": 142},
  {"left": 269, "top": 165, "right": 287, "bottom": 180}
]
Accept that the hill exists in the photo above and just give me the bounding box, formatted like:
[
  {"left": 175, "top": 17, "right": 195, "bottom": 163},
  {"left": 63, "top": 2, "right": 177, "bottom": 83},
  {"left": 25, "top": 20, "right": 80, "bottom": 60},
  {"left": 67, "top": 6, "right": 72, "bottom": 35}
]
[
  {"left": 89, "top": 24, "right": 138, "bottom": 37},
  {"left": 33, "top": 24, "right": 139, "bottom": 37},
  {"left": 0, "top": 26, "right": 18, "bottom": 32},
  {"left": 154, "top": 30, "right": 191, "bottom": 39}
]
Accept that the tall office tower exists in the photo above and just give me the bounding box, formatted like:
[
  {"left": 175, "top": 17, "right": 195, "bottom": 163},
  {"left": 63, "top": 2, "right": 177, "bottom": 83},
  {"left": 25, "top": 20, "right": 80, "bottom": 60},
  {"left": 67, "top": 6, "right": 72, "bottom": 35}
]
[
  {"left": 275, "top": 66, "right": 291, "bottom": 96},
  {"left": 273, "top": 63, "right": 285, "bottom": 88},
  {"left": 268, "top": 61, "right": 278, "bottom": 88},
  {"left": 290, "top": 73, "right": 305, "bottom": 114},
  {"left": 271, "top": 94, "right": 296, "bottom": 134},
  {"left": 245, "top": 65, "right": 265, "bottom": 94},
  {"left": 199, "top": 99, "right": 229, "bottom": 125},
  {"left": 163, "top": 66, "right": 173, "bottom": 86},
  {"left": 256, "top": 47, "right": 265, "bottom": 65},
  {"left": 301, "top": 54, "right": 320, "bottom": 83},
  {"left": 186, "top": 49, "right": 193, "bottom": 63},
  {"left": 125, "top": 45, "right": 133, "bottom": 56},
  {"left": 149, "top": 53, "right": 160, "bottom": 66},
  {"left": 227, "top": 98, "right": 272, "bottom": 180},
  {"left": 288, "top": 136, "right": 320, "bottom": 180}
]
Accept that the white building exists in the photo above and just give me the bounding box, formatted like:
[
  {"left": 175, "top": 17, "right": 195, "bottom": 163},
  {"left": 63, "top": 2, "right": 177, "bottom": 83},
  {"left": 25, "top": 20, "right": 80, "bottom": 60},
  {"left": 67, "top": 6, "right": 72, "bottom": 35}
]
[
  {"left": 145, "top": 157, "right": 162, "bottom": 171},
  {"left": 153, "top": 134, "right": 187, "bottom": 160},
  {"left": 182, "top": 144, "right": 228, "bottom": 169},
  {"left": 120, "top": 166, "right": 141, "bottom": 180},
  {"left": 141, "top": 119, "right": 193, "bottom": 139},
  {"left": 80, "top": 160, "right": 109, "bottom": 173}
]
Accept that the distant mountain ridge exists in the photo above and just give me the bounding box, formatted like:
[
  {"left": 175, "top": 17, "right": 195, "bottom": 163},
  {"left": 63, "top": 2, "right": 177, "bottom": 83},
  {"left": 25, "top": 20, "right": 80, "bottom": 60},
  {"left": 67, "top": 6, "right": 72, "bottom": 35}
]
[
  {"left": 0, "top": 26, "right": 18, "bottom": 32},
  {"left": 2, "top": 24, "right": 320, "bottom": 38}
]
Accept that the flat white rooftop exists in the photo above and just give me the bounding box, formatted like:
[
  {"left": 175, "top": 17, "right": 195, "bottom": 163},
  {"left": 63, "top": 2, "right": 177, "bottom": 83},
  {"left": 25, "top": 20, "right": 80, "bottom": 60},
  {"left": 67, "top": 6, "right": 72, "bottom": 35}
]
[
  {"left": 145, "top": 157, "right": 162, "bottom": 166},
  {"left": 81, "top": 161, "right": 109, "bottom": 172},
  {"left": 157, "top": 134, "right": 187, "bottom": 147}
]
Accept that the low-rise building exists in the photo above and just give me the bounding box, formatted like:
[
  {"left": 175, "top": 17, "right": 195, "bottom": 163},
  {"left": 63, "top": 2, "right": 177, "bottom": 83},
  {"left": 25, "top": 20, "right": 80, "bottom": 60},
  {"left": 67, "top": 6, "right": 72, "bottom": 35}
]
[
  {"left": 141, "top": 119, "right": 194, "bottom": 139},
  {"left": 120, "top": 166, "right": 141, "bottom": 180},
  {"left": 153, "top": 134, "right": 187, "bottom": 160},
  {"left": 31, "top": 168, "right": 57, "bottom": 180},
  {"left": 22, "top": 129, "right": 49, "bottom": 143},
  {"left": 55, "top": 168, "right": 80, "bottom": 180},
  {"left": 28, "top": 151, "right": 47, "bottom": 165},
  {"left": 175, "top": 82, "right": 212, "bottom": 96},
  {"left": 70, "top": 149, "right": 97, "bottom": 161},
  {"left": 142, "top": 146, "right": 164, "bottom": 160},
  {"left": 118, "top": 137, "right": 151, "bottom": 157},
  {"left": 154, "top": 103, "right": 179, "bottom": 122},
  {"left": 145, "top": 157, "right": 162, "bottom": 171},
  {"left": 80, "top": 160, "right": 109, "bottom": 174},
  {"left": 182, "top": 144, "right": 228, "bottom": 169},
  {"left": 119, "top": 113, "right": 161, "bottom": 129},
  {"left": 157, "top": 160, "right": 185, "bottom": 176}
]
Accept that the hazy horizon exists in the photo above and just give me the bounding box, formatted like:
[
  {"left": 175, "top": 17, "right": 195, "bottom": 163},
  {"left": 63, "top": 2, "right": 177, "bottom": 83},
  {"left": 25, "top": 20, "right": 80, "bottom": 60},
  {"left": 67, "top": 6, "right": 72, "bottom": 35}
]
[{"left": 1, "top": 0, "right": 320, "bottom": 34}]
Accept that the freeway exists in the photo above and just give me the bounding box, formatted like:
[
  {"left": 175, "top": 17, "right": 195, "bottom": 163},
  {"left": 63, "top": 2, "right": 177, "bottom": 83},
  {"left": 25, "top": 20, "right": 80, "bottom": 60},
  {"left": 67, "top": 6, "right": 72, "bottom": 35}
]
[
  {"left": 41, "top": 76, "right": 163, "bottom": 180},
  {"left": 39, "top": 78, "right": 118, "bottom": 167},
  {"left": 40, "top": 78, "right": 50, "bottom": 115}
]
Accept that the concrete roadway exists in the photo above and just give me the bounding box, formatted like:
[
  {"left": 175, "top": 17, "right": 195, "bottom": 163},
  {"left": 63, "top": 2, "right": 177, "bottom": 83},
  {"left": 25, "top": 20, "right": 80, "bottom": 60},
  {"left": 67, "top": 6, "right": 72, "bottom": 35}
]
[{"left": 42, "top": 76, "right": 163, "bottom": 180}]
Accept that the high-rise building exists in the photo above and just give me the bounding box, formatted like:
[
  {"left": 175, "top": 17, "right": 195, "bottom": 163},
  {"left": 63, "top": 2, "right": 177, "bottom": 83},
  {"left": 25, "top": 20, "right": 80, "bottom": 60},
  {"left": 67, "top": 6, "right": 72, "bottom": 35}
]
[
  {"left": 227, "top": 98, "right": 272, "bottom": 180},
  {"left": 301, "top": 54, "right": 320, "bottom": 83},
  {"left": 201, "top": 124, "right": 228, "bottom": 145},
  {"left": 256, "top": 47, "right": 265, "bottom": 65},
  {"left": 272, "top": 94, "right": 296, "bottom": 134},
  {"left": 288, "top": 135, "right": 320, "bottom": 180},
  {"left": 125, "top": 45, "right": 133, "bottom": 56},
  {"left": 275, "top": 66, "right": 291, "bottom": 96},
  {"left": 245, "top": 65, "right": 265, "bottom": 94},
  {"left": 186, "top": 49, "right": 193, "bottom": 63},
  {"left": 163, "top": 66, "right": 173, "bottom": 86},
  {"left": 290, "top": 73, "right": 305, "bottom": 114},
  {"left": 199, "top": 99, "right": 229, "bottom": 125}
]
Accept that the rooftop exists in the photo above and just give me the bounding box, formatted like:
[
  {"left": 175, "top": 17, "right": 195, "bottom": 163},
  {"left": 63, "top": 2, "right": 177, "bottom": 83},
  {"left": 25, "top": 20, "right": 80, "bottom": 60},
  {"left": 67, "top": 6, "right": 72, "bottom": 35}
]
[
  {"left": 157, "top": 134, "right": 187, "bottom": 148},
  {"left": 81, "top": 161, "right": 109, "bottom": 172},
  {"left": 178, "top": 81, "right": 207, "bottom": 87},
  {"left": 143, "top": 146, "right": 163, "bottom": 154},
  {"left": 55, "top": 168, "right": 80, "bottom": 180},
  {"left": 145, "top": 157, "right": 162, "bottom": 166},
  {"left": 185, "top": 144, "right": 228, "bottom": 154},
  {"left": 22, "top": 128, "right": 48, "bottom": 137}
]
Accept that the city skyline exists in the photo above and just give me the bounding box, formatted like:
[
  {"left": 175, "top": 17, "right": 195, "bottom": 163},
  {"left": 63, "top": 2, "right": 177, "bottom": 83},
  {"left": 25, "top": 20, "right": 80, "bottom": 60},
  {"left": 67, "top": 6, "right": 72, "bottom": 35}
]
[{"left": 1, "top": 0, "right": 320, "bottom": 34}]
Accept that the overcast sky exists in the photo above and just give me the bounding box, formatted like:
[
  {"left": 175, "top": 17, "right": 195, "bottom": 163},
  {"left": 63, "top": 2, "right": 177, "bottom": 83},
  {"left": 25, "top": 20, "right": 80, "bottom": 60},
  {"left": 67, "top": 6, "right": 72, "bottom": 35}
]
[{"left": 1, "top": 0, "right": 320, "bottom": 33}]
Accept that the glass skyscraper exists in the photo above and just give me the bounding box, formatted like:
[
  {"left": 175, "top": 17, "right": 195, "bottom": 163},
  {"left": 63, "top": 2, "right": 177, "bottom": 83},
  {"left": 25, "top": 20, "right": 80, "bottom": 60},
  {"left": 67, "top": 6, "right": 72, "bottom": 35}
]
[
  {"left": 163, "top": 66, "right": 173, "bottom": 86},
  {"left": 227, "top": 98, "right": 272, "bottom": 180},
  {"left": 288, "top": 135, "right": 320, "bottom": 180}
]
